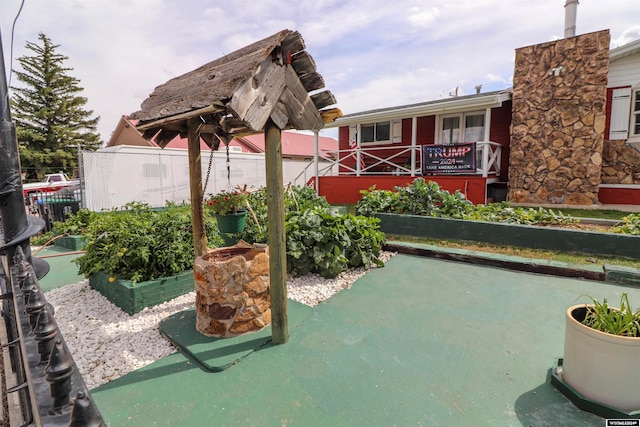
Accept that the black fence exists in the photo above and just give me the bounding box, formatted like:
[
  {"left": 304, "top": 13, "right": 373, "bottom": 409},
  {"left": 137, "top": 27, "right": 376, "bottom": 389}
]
[{"left": 26, "top": 188, "right": 81, "bottom": 232}]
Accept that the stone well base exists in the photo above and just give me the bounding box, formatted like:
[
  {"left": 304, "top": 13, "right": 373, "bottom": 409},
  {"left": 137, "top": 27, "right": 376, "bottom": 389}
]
[{"left": 194, "top": 240, "right": 270, "bottom": 337}]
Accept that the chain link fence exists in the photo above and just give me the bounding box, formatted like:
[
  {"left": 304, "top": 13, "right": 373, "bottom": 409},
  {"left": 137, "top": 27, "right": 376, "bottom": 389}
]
[{"left": 80, "top": 147, "right": 321, "bottom": 211}]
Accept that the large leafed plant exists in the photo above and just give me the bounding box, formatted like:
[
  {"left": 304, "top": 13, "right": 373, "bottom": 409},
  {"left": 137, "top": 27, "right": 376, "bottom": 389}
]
[{"left": 74, "top": 202, "right": 223, "bottom": 284}]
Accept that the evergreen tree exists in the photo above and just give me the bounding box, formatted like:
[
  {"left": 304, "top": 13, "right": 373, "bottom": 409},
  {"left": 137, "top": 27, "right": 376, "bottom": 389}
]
[{"left": 10, "top": 33, "right": 102, "bottom": 179}]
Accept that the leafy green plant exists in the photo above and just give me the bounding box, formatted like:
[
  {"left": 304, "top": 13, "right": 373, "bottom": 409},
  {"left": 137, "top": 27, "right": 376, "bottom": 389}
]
[
  {"left": 580, "top": 293, "right": 640, "bottom": 337},
  {"left": 241, "top": 185, "right": 331, "bottom": 244},
  {"left": 356, "top": 179, "right": 472, "bottom": 218},
  {"left": 205, "top": 190, "right": 247, "bottom": 215},
  {"left": 355, "top": 180, "right": 577, "bottom": 227},
  {"left": 612, "top": 214, "right": 640, "bottom": 235},
  {"left": 394, "top": 178, "right": 472, "bottom": 218},
  {"left": 462, "top": 202, "right": 575, "bottom": 225},
  {"left": 75, "top": 202, "right": 222, "bottom": 284},
  {"left": 286, "top": 207, "right": 384, "bottom": 278},
  {"left": 241, "top": 185, "right": 385, "bottom": 278},
  {"left": 356, "top": 186, "right": 399, "bottom": 217},
  {"left": 31, "top": 208, "right": 97, "bottom": 246}
]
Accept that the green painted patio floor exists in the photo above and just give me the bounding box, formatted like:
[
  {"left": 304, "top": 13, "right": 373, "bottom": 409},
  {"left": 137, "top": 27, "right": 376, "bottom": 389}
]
[
  {"left": 88, "top": 254, "right": 640, "bottom": 426},
  {"left": 34, "top": 245, "right": 85, "bottom": 291}
]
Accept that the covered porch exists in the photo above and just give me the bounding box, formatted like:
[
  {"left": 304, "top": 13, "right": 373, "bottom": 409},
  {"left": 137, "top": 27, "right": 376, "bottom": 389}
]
[{"left": 298, "top": 137, "right": 504, "bottom": 205}]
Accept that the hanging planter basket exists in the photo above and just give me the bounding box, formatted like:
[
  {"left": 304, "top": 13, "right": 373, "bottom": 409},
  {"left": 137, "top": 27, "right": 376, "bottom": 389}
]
[{"left": 214, "top": 210, "right": 247, "bottom": 234}]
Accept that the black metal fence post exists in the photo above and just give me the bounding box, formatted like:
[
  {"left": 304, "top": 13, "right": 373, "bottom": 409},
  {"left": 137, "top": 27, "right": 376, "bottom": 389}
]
[{"left": 0, "top": 28, "right": 105, "bottom": 426}]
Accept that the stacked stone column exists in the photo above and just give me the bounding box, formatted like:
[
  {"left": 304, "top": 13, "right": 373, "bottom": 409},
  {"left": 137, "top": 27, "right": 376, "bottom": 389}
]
[
  {"left": 194, "top": 241, "right": 271, "bottom": 337},
  {"left": 508, "top": 30, "right": 610, "bottom": 205}
]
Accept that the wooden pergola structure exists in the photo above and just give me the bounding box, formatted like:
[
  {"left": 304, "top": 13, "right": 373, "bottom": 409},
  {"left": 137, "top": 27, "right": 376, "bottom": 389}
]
[{"left": 131, "top": 29, "right": 341, "bottom": 343}]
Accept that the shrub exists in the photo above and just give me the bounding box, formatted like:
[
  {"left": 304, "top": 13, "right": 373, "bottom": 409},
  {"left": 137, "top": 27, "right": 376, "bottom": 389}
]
[
  {"left": 394, "top": 178, "right": 471, "bottom": 218},
  {"left": 31, "top": 208, "right": 98, "bottom": 246},
  {"left": 242, "top": 185, "right": 385, "bottom": 278},
  {"left": 75, "top": 202, "right": 223, "bottom": 284},
  {"left": 286, "top": 207, "right": 385, "bottom": 278},
  {"left": 355, "top": 180, "right": 576, "bottom": 226},
  {"left": 356, "top": 186, "right": 399, "bottom": 217}
]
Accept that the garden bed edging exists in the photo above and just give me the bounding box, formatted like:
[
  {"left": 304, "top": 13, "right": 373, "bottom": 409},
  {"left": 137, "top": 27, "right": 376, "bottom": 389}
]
[
  {"left": 89, "top": 270, "right": 194, "bottom": 315},
  {"left": 376, "top": 213, "right": 640, "bottom": 260}
]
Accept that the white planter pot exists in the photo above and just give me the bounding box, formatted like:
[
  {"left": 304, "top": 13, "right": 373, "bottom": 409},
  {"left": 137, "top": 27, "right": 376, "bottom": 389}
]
[{"left": 562, "top": 304, "right": 640, "bottom": 412}]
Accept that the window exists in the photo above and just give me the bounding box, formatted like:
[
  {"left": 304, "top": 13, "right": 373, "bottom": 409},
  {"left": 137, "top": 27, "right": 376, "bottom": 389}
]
[
  {"left": 609, "top": 87, "right": 632, "bottom": 140},
  {"left": 441, "top": 116, "right": 460, "bottom": 145},
  {"left": 361, "top": 122, "right": 390, "bottom": 143},
  {"left": 348, "top": 120, "right": 402, "bottom": 146},
  {"left": 438, "top": 112, "right": 485, "bottom": 145}
]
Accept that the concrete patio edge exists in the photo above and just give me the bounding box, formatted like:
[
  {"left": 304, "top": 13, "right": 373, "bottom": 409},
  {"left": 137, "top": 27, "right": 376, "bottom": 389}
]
[{"left": 384, "top": 241, "right": 640, "bottom": 287}]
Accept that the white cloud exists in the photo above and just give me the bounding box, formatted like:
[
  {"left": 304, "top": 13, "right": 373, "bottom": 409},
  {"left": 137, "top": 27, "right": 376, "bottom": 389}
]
[
  {"left": 407, "top": 6, "right": 440, "bottom": 30},
  {"left": 1, "top": 0, "right": 638, "bottom": 143},
  {"left": 612, "top": 26, "right": 640, "bottom": 48}
]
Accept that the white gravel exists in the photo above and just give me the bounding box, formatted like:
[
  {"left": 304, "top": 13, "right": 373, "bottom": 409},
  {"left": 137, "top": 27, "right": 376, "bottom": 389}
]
[{"left": 44, "top": 251, "right": 396, "bottom": 390}]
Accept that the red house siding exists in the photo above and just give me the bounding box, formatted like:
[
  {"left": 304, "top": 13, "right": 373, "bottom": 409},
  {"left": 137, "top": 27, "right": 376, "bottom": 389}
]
[
  {"left": 318, "top": 175, "right": 488, "bottom": 205},
  {"left": 489, "top": 101, "right": 512, "bottom": 182},
  {"left": 417, "top": 116, "right": 436, "bottom": 145}
]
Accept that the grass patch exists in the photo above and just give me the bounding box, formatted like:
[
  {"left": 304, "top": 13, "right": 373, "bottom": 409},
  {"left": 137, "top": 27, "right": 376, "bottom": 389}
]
[
  {"left": 557, "top": 208, "right": 634, "bottom": 220},
  {"left": 386, "top": 234, "right": 640, "bottom": 269}
]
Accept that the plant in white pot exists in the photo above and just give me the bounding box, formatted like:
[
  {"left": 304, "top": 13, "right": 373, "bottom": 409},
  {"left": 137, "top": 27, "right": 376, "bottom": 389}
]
[{"left": 558, "top": 293, "right": 640, "bottom": 414}]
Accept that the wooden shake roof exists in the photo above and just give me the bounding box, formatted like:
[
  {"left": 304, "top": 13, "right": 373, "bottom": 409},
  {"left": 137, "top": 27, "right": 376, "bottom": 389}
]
[{"left": 131, "top": 29, "right": 341, "bottom": 149}]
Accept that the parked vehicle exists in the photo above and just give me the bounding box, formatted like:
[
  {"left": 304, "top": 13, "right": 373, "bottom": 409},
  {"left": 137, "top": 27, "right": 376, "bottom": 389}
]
[{"left": 22, "top": 173, "right": 79, "bottom": 197}]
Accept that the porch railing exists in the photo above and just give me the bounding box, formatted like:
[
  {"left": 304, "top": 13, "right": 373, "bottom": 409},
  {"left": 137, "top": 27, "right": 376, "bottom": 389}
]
[
  {"left": 294, "top": 141, "right": 502, "bottom": 186},
  {"left": 475, "top": 141, "right": 502, "bottom": 178}
]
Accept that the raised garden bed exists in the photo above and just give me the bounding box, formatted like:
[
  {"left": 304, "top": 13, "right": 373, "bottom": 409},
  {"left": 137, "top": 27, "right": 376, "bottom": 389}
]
[
  {"left": 54, "top": 234, "right": 85, "bottom": 251},
  {"left": 89, "top": 270, "right": 194, "bottom": 315},
  {"left": 376, "top": 213, "right": 640, "bottom": 260}
]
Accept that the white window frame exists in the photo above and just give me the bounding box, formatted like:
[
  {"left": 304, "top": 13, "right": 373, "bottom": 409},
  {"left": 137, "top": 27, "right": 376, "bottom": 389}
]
[
  {"left": 353, "top": 120, "right": 402, "bottom": 146},
  {"left": 437, "top": 111, "right": 486, "bottom": 145},
  {"left": 609, "top": 87, "right": 632, "bottom": 141},
  {"left": 630, "top": 86, "right": 640, "bottom": 143}
]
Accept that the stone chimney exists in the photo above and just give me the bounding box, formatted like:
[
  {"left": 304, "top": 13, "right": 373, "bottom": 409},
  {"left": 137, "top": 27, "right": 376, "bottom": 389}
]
[{"left": 508, "top": 30, "right": 610, "bottom": 205}]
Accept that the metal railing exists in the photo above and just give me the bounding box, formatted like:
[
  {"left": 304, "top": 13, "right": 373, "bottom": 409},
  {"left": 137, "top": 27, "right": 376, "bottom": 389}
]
[
  {"left": 1, "top": 247, "right": 104, "bottom": 426},
  {"left": 475, "top": 141, "right": 502, "bottom": 178},
  {"left": 294, "top": 142, "right": 502, "bottom": 186}
]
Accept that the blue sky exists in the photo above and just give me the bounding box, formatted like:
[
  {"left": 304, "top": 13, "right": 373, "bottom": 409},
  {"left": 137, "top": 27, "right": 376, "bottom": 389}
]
[{"left": 1, "top": 0, "right": 639, "bottom": 142}]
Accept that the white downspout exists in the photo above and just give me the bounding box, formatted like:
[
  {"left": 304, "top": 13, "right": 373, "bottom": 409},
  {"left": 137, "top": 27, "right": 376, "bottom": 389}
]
[
  {"left": 314, "top": 130, "right": 319, "bottom": 195},
  {"left": 411, "top": 117, "right": 417, "bottom": 177},
  {"left": 356, "top": 124, "right": 361, "bottom": 177},
  {"left": 564, "top": 0, "right": 579, "bottom": 38}
]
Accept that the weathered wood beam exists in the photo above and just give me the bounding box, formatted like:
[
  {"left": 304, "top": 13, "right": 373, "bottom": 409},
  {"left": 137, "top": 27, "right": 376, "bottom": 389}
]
[
  {"left": 320, "top": 107, "right": 343, "bottom": 123},
  {"left": 265, "top": 118, "right": 289, "bottom": 344},
  {"left": 141, "top": 128, "right": 160, "bottom": 140},
  {"left": 228, "top": 58, "right": 287, "bottom": 132},
  {"left": 280, "top": 65, "right": 324, "bottom": 130},
  {"left": 299, "top": 72, "right": 325, "bottom": 92},
  {"left": 187, "top": 118, "right": 207, "bottom": 257},
  {"left": 200, "top": 133, "right": 220, "bottom": 150},
  {"left": 291, "top": 51, "right": 316, "bottom": 76},
  {"left": 280, "top": 31, "right": 305, "bottom": 56},
  {"left": 155, "top": 129, "right": 181, "bottom": 148},
  {"left": 269, "top": 99, "right": 289, "bottom": 129},
  {"left": 136, "top": 104, "right": 225, "bottom": 132},
  {"left": 311, "top": 90, "right": 337, "bottom": 110}
]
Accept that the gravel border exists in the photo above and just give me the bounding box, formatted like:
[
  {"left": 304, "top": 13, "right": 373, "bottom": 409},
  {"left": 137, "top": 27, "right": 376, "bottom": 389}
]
[{"left": 44, "top": 251, "right": 396, "bottom": 390}]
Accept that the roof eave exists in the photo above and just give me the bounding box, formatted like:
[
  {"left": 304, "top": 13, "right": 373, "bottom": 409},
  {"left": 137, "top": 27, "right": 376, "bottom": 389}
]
[
  {"left": 324, "top": 90, "right": 512, "bottom": 128},
  {"left": 610, "top": 39, "right": 640, "bottom": 61}
]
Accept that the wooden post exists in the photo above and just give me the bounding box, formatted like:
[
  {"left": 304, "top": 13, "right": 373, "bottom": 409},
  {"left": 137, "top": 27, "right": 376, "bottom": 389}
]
[
  {"left": 265, "top": 118, "right": 289, "bottom": 344},
  {"left": 187, "top": 118, "right": 207, "bottom": 257}
]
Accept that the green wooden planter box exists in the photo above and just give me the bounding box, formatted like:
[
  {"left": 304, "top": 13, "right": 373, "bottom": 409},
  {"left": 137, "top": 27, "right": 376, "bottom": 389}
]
[
  {"left": 89, "top": 270, "right": 194, "bottom": 315},
  {"left": 54, "top": 234, "right": 86, "bottom": 251},
  {"left": 376, "top": 213, "right": 640, "bottom": 260}
]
